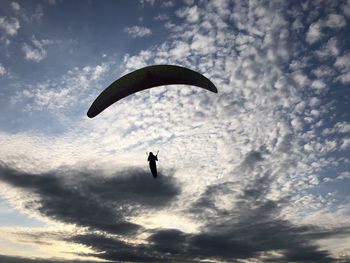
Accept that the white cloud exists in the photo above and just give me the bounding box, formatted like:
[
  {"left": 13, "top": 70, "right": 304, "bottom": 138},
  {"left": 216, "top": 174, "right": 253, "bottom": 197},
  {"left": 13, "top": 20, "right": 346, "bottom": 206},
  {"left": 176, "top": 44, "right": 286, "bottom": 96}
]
[
  {"left": 22, "top": 44, "right": 46, "bottom": 62},
  {"left": 11, "top": 2, "right": 21, "bottom": 11},
  {"left": 21, "top": 37, "right": 53, "bottom": 62},
  {"left": 306, "top": 14, "right": 346, "bottom": 45},
  {"left": 154, "top": 14, "right": 169, "bottom": 21},
  {"left": 338, "top": 171, "right": 350, "bottom": 180},
  {"left": 340, "top": 138, "right": 350, "bottom": 150},
  {"left": 324, "top": 171, "right": 350, "bottom": 182},
  {"left": 31, "top": 5, "right": 44, "bottom": 21},
  {"left": 312, "top": 65, "right": 335, "bottom": 81},
  {"left": 334, "top": 52, "right": 350, "bottom": 83},
  {"left": 184, "top": 0, "right": 194, "bottom": 5},
  {"left": 123, "top": 50, "right": 152, "bottom": 70},
  {"left": 139, "top": 0, "right": 156, "bottom": 6},
  {"left": 343, "top": 0, "right": 350, "bottom": 17},
  {"left": 324, "top": 14, "right": 346, "bottom": 28},
  {"left": 335, "top": 52, "right": 350, "bottom": 69},
  {"left": 315, "top": 37, "right": 339, "bottom": 59},
  {"left": 0, "top": 63, "right": 6, "bottom": 76},
  {"left": 161, "top": 1, "right": 173, "bottom": 8},
  {"left": 337, "top": 72, "right": 350, "bottom": 83},
  {"left": 309, "top": 97, "right": 321, "bottom": 107},
  {"left": 176, "top": 5, "right": 200, "bottom": 23},
  {"left": 124, "top": 26, "right": 152, "bottom": 38},
  {"left": 292, "top": 71, "right": 309, "bottom": 88},
  {"left": 306, "top": 21, "right": 322, "bottom": 44},
  {"left": 335, "top": 122, "right": 350, "bottom": 133},
  {"left": 209, "top": 0, "right": 231, "bottom": 18},
  {"left": 322, "top": 122, "right": 350, "bottom": 137},
  {"left": 12, "top": 62, "right": 111, "bottom": 116},
  {"left": 169, "top": 41, "right": 191, "bottom": 59},
  {"left": 0, "top": 16, "right": 20, "bottom": 36}
]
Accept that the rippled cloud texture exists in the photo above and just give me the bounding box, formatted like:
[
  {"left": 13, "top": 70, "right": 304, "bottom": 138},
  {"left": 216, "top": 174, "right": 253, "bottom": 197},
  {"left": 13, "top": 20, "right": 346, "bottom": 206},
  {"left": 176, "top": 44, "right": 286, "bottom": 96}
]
[{"left": 0, "top": 0, "right": 349, "bottom": 262}]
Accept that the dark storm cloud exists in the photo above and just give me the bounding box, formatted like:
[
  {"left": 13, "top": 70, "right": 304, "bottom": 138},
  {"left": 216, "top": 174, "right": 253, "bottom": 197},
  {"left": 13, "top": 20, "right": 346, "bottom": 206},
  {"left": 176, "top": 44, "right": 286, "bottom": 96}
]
[
  {"left": 69, "top": 234, "right": 159, "bottom": 262},
  {"left": 0, "top": 254, "right": 105, "bottom": 263},
  {"left": 70, "top": 232, "right": 202, "bottom": 263},
  {"left": 1, "top": 162, "right": 348, "bottom": 262},
  {"left": 145, "top": 150, "right": 346, "bottom": 263},
  {"left": 0, "top": 164, "right": 180, "bottom": 235},
  {"left": 148, "top": 229, "right": 189, "bottom": 255}
]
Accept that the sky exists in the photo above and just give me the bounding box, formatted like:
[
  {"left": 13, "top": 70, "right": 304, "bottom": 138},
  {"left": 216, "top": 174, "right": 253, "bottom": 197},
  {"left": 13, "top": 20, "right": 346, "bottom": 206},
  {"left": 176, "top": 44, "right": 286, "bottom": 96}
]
[{"left": 0, "top": 0, "right": 349, "bottom": 262}]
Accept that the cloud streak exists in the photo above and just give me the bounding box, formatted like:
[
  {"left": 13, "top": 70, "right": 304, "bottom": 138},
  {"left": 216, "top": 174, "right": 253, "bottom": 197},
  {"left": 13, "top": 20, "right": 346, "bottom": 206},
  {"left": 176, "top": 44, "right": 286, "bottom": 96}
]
[{"left": 124, "top": 26, "right": 152, "bottom": 38}]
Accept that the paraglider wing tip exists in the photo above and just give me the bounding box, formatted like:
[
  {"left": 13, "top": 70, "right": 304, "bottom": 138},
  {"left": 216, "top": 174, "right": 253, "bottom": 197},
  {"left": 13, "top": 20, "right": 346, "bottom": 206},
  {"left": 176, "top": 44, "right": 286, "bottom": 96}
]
[
  {"left": 87, "top": 108, "right": 96, "bottom": 118},
  {"left": 210, "top": 84, "right": 218, "bottom": 93}
]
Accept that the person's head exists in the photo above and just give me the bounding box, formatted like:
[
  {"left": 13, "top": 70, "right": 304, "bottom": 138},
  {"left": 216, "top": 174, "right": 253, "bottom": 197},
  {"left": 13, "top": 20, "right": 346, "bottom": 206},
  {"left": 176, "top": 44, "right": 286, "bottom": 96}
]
[{"left": 150, "top": 152, "right": 153, "bottom": 156}]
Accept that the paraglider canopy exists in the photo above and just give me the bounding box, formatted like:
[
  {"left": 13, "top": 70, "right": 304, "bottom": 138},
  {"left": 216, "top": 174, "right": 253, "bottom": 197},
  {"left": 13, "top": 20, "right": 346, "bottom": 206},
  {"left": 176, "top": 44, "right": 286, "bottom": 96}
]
[{"left": 87, "top": 64, "right": 217, "bottom": 118}]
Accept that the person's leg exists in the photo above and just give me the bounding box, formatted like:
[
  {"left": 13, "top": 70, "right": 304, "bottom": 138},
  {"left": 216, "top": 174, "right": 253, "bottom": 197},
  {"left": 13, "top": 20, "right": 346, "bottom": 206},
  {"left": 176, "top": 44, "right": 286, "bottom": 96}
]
[{"left": 150, "top": 162, "right": 157, "bottom": 178}]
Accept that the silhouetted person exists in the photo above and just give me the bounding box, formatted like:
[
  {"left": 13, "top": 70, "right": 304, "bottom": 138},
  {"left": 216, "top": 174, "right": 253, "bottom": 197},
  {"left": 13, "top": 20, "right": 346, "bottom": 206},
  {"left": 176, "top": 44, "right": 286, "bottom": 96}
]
[{"left": 147, "top": 151, "right": 158, "bottom": 178}]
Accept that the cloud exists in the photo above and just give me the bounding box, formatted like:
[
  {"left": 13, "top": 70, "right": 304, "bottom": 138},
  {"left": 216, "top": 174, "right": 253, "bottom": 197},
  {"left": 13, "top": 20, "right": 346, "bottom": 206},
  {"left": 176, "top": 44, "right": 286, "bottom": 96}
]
[
  {"left": 69, "top": 233, "right": 160, "bottom": 262},
  {"left": 148, "top": 229, "right": 188, "bottom": 254},
  {"left": 333, "top": 122, "right": 350, "bottom": 133},
  {"left": 2, "top": 166, "right": 348, "bottom": 263},
  {"left": 337, "top": 72, "right": 350, "bottom": 84},
  {"left": 11, "top": 2, "right": 21, "bottom": 11},
  {"left": 335, "top": 52, "right": 350, "bottom": 70},
  {"left": 161, "top": 1, "right": 174, "bottom": 8},
  {"left": 176, "top": 5, "right": 200, "bottom": 23},
  {"left": 0, "top": 254, "right": 100, "bottom": 263},
  {"left": 47, "top": 0, "right": 56, "bottom": 5},
  {"left": 0, "top": 164, "right": 180, "bottom": 235},
  {"left": 11, "top": 62, "right": 111, "bottom": 117},
  {"left": 343, "top": 0, "right": 350, "bottom": 17},
  {"left": 0, "top": 63, "right": 6, "bottom": 76},
  {"left": 306, "top": 21, "right": 322, "bottom": 44},
  {"left": 324, "top": 171, "right": 350, "bottom": 182},
  {"left": 146, "top": 172, "right": 347, "bottom": 262},
  {"left": 3, "top": 163, "right": 340, "bottom": 263},
  {"left": 340, "top": 138, "right": 350, "bottom": 150},
  {"left": 124, "top": 26, "right": 152, "bottom": 38},
  {"left": 21, "top": 37, "right": 55, "bottom": 62},
  {"left": 322, "top": 121, "right": 350, "bottom": 136},
  {"left": 0, "top": 255, "right": 106, "bottom": 263},
  {"left": 0, "top": 16, "right": 20, "bottom": 36},
  {"left": 306, "top": 14, "right": 346, "bottom": 45},
  {"left": 30, "top": 4, "right": 44, "bottom": 22},
  {"left": 334, "top": 52, "right": 350, "bottom": 83},
  {"left": 154, "top": 14, "right": 169, "bottom": 21},
  {"left": 315, "top": 37, "right": 339, "bottom": 59},
  {"left": 22, "top": 42, "right": 46, "bottom": 62},
  {"left": 324, "top": 14, "right": 346, "bottom": 28},
  {"left": 139, "top": 0, "right": 156, "bottom": 7}
]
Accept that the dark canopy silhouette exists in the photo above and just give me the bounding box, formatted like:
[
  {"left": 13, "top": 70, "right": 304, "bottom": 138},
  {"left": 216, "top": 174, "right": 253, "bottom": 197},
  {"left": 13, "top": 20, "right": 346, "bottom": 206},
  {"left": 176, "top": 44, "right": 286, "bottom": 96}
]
[{"left": 87, "top": 65, "right": 218, "bottom": 118}]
